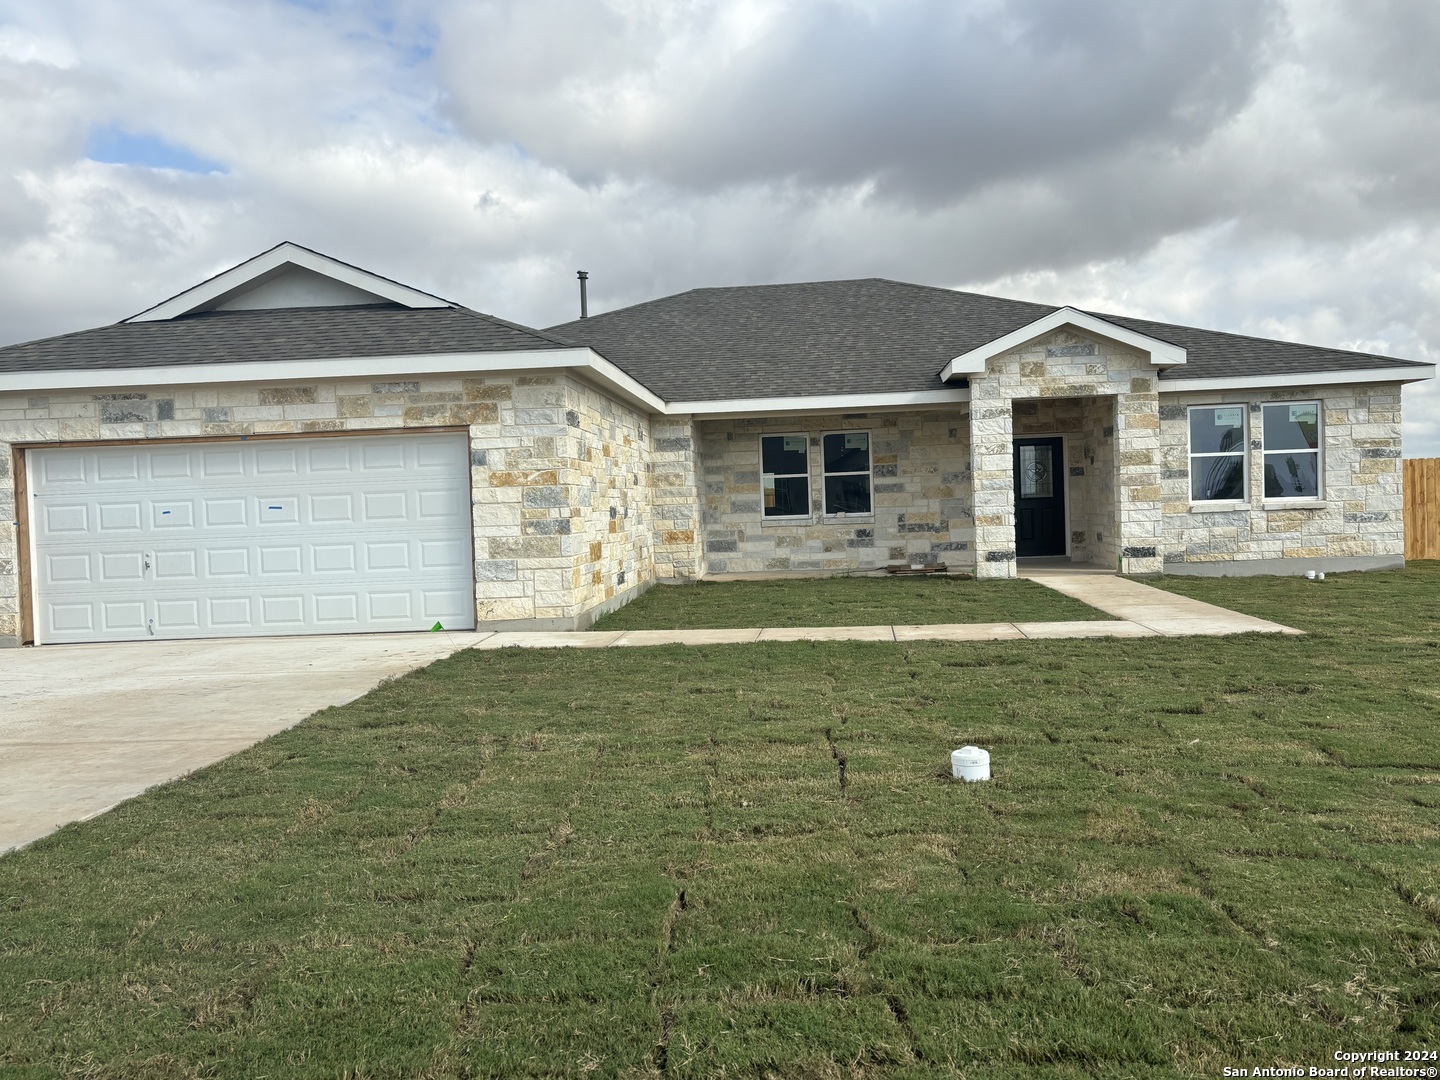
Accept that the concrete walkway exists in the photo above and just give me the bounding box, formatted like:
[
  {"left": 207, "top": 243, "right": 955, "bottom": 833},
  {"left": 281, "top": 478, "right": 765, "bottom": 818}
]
[
  {"left": 1017, "top": 563, "right": 1302, "bottom": 637},
  {"left": 0, "top": 570, "right": 1297, "bottom": 854}
]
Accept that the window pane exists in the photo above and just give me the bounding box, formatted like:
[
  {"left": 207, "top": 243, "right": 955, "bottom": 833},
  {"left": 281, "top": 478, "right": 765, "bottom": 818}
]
[
  {"left": 1264, "top": 452, "right": 1319, "bottom": 498},
  {"left": 1263, "top": 403, "right": 1319, "bottom": 451},
  {"left": 761, "top": 435, "right": 807, "bottom": 476},
  {"left": 1190, "top": 407, "right": 1246, "bottom": 454},
  {"left": 823, "top": 432, "right": 869, "bottom": 473},
  {"left": 1191, "top": 455, "right": 1245, "bottom": 501},
  {"left": 825, "top": 473, "right": 872, "bottom": 514},
  {"left": 763, "top": 475, "right": 810, "bottom": 517},
  {"left": 1018, "top": 444, "right": 1054, "bottom": 498}
]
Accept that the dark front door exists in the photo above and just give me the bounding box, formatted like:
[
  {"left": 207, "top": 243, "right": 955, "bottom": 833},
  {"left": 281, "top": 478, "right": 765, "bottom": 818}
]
[{"left": 1013, "top": 437, "right": 1066, "bottom": 557}]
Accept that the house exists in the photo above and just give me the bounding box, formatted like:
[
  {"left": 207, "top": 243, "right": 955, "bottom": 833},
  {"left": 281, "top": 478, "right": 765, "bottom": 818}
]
[{"left": 0, "top": 243, "right": 1432, "bottom": 646}]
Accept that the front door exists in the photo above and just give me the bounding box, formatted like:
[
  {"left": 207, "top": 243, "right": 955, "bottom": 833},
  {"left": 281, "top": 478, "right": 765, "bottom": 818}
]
[{"left": 1013, "top": 437, "right": 1066, "bottom": 557}]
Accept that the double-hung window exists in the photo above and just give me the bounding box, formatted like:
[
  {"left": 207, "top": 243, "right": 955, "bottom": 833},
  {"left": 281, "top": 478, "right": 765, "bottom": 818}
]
[
  {"left": 1262, "top": 402, "right": 1321, "bottom": 499},
  {"left": 761, "top": 434, "right": 810, "bottom": 518},
  {"left": 823, "top": 432, "right": 872, "bottom": 515},
  {"left": 1188, "top": 406, "right": 1247, "bottom": 502}
]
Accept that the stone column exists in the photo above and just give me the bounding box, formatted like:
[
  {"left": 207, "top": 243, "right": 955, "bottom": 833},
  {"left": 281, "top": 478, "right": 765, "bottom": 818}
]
[
  {"left": 1114, "top": 379, "right": 1164, "bottom": 574},
  {"left": 969, "top": 396, "right": 1017, "bottom": 579},
  {"left": 649, "top": 415, "right": 704, "bottom": 581}
]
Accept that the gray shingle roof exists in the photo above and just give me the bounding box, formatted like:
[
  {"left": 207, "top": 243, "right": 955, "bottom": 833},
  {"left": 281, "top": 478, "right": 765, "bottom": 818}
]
[
  {"left": 0, "top": 304, "right": 573, "bottom": 374},
  {"left": 548, "top": 278, "right": 1428, "bottom": 401}
]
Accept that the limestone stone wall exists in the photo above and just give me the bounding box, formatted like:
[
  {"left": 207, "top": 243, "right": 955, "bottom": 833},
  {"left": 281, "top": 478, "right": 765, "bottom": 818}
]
[
  {"left": 468, "top": 373, "right": 653, "bottom": 627},
  {"left": 650, "top": 415, "right": 704, "bottom": 581},
  {"left": 969, "top": 329, "right": 1162, "bottom": 578},
  {"left": 1158, "top": 383, "right": 1405, "bottom": 571},
  {"left": 696, "top": 410, "right": 972, "bottom": 574},
  {"left": 0, "top": 371, "right": 655, "bottom": 642}
]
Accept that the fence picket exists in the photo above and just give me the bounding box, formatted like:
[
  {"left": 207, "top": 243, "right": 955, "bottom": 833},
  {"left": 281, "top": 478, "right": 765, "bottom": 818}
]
[{"left": 1405, "top": 458, "right": 1440, "bottom": 560}]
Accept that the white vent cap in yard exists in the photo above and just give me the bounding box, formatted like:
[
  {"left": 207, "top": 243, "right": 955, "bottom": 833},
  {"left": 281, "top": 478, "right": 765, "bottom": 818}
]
[{"left": 951, "top": 746, "right": 990, "bottom": 782}]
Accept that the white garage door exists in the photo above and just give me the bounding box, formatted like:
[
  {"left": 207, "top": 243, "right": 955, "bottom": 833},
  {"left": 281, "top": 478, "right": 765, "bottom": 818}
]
[{"left": 29, "top": 432, "right": 476, "bottom": 644}]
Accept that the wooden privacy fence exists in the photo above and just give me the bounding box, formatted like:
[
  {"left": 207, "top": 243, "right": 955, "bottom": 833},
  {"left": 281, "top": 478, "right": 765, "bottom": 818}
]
[{"left": 1404, "top": 458, "right": 1440, "bottom": 560}]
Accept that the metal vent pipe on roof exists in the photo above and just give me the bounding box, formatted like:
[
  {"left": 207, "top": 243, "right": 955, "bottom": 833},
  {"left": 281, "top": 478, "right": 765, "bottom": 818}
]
[{"left": 577, "top": 270, "right": 589, "bottom": 319}]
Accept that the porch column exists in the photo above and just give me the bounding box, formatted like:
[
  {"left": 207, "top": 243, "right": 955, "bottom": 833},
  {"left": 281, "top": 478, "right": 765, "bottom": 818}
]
[
  {"left": 1115, "top": 382, "right": 1164, "bottom": 574},
  {"left": 970, "top": 401, "right": 1017, "bottom": 579}
]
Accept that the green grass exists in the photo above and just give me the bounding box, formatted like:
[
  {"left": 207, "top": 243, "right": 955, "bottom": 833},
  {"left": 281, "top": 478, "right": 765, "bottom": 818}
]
[
  {"left": 2, "top": 566, "right": 1439, "bottom": 1077},
  {"left": 591, "top": 575, "right": 1105, "bottom": 630}
]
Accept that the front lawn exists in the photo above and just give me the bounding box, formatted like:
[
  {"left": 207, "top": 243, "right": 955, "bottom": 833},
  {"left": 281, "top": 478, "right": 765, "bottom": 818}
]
[
  {"left": 2, "top": 567, "right": 1438, "bottom": 1077},
  {"left": 591, "top": 574, "right": 1106, "bottom": 630}
]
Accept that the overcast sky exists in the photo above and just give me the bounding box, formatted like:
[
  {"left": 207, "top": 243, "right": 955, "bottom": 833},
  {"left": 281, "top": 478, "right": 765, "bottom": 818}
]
[{"left": 1, "top": 0, "right": 1437, "bottom": 452}]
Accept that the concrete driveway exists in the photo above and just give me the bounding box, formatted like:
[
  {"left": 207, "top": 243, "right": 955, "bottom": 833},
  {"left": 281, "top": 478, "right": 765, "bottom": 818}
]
[{"left": 0, "top": 630, "right": 491, "bottom": 854}]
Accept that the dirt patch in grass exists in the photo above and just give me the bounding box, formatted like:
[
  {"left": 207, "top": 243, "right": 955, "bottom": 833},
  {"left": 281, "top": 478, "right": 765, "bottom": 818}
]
[
  {"left": 592, "top": 574, "right": 1107, "bottom": 630},
  {"left": 2, "top": 567, "right": 1439, "bottom": 1076}
]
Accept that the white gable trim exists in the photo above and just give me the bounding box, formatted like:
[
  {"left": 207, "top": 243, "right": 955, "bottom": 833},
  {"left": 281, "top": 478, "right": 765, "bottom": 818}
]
[
  {"left": 1156, "top": 365, "right": 1435, "bottom": 393},
  {"left": 125, "top": 243, "right": 455, "bottom": 323},
  {"left": 940, "top": 307, "right": 1186, "bottom": 381}
]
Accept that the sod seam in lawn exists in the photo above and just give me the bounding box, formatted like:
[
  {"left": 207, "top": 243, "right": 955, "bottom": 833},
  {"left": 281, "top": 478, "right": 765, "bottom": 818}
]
[
  {"left": 2, "top": 566, "right": 1438, "bottom": 1077},
  {"left": 590, "top": 574, "right": 1108, "bottom": 630}
]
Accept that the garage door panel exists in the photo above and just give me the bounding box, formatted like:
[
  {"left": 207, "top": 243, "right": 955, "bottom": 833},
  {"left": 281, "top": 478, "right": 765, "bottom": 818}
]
[
  {"left": 255, "top": 446, "right": 300, "bottom": 474},
  {"left": 153, "top": 550, "right": 198, "bottom": 581},
  {"left": 31, "top": 432, "right": 475, "bottom": 643},
  {"left": 153, "top": 501, "right": 195, "bottom": 528},
  {"left": 201, "top": 449, "right": 246, "bottom": 477},
  {"left": 40, "top": 454, "right": 87, "bottom": 485},
  {"left": 365, "top": 541, "right": 412, "bottom": 571},
  {"left": 209, "top": 596, "right": 254, "bottom": 628},
  {"left": 155, "top": 598, "right": 202, "bottom": 631},
  {"left": 310, "top": 493, "right": 356, "bottom": 523},
  {"left": 204, "top": 498, "right": 248, "bottom": 528},
  {"left": 97, "top": 502, "right": 143, "bottom": 532},
  {"left": 99, "top": 551, "right": 146, "bottom": 582},
  {"left": 360, "top": 441, "right": 407, "bottom": 469},
  {"left": 149, "top": 451, "right": 194, "bottom": 480},
  {"left": 100, "top": 601, "right": 147, "bottom": 633},
  {"left": 312, "top": 543, "right": 357, "bottom": 572}
]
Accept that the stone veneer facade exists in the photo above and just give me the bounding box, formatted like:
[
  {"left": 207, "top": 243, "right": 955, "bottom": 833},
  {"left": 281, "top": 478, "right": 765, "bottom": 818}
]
[
  {"left": 0, "top": 372, "right": 665, "bottom": 643},
  {"left": 695, "top": 410, "right": 972, "bottom": 574},
  {"left": 0, "top": 330, "right": 1410, "bottom": 645},
  {"left": 1157, "top": 384, "right": 1404, "bottom": 573}
]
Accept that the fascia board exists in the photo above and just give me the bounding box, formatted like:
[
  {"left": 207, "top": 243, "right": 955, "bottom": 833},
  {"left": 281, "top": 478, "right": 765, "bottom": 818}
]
[
  {"left": 667, "top": 388, "right": 970, "bottom": 418},
  {"left": 940, "top": 307, "right": 1187, "bottom": 380},
  {"left": 1156, "top": 365, "right": 1436, "bottom": 392},
  {"left": 125, "top": 244, "right": 453, "bottom": 323},
  {"left": 0, "top": 347, "right": 669, "bottom": 414}
]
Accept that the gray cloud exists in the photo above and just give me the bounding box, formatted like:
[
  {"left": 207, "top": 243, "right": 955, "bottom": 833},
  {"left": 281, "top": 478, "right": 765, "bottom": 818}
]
[
  {"left": 436, "top": 0, "right": 1280, "bottom": 201},
  {"left": 0, "top": 0, "right": 1436, "bottom": 451}
]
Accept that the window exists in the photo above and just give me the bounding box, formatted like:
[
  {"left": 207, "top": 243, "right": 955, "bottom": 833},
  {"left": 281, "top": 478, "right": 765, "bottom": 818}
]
[
  {"left": 1262, "top": 402, "right": 1321, "bottom": 499},
  {"left": 823, "top": 431, "right": 871, "bottom": 515},
  {"left": 1188, "top": 406, "right": 1246, "bottom": 502},
  {"left": 761, "top": 434, "right": 810, "bottom": 518}
]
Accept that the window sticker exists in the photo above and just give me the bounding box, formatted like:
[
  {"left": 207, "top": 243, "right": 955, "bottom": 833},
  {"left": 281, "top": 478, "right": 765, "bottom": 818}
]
[
  {"left": 1289, "top": 405, "right": 1316, "bottom": 424},
  {"left": 1214, "top": 407, "right": 1243, "bottom": 428},
  {"left": 783, "top": 436, "right": 806, "bottom": 453},
  {"left": 843, "top": 433, "right": 867, "bottom": 450}
]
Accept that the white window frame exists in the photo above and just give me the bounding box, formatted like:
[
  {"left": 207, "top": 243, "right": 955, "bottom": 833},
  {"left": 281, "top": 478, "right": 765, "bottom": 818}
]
[
  {"left": 1261, "top": 401, "right": 1323, "bottom": 504},
  {"left": 759, "top": 433, "right": 812, "bottom": 521},
  {"left": 1187, "top": 404, "right": 1248, "bottom": 506},
  {"left": 821, "top": 429, "right": 873, "bottom": 518}
]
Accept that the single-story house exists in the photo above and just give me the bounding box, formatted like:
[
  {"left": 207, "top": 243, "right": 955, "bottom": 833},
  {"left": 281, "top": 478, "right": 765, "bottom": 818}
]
[{"left": 0, "top": 242, "right": 1432, "bottom": 646}]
